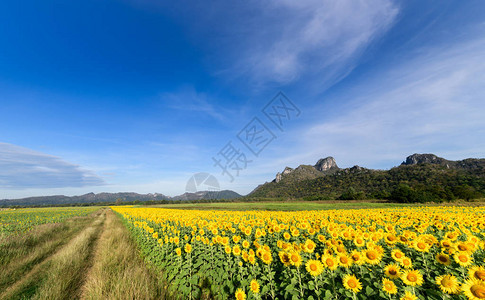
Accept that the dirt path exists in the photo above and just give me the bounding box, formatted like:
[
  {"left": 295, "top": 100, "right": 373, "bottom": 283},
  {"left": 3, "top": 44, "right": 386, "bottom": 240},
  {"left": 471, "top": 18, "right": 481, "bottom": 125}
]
[
  {"left": 79, "top": 209, "right": 164, "bottom": 300},
  {"left": 0, "top": 208, "right": 164, "bottom": 300},
  {"left": 0, "top": 209, "right": 106, "bottom": 300}
]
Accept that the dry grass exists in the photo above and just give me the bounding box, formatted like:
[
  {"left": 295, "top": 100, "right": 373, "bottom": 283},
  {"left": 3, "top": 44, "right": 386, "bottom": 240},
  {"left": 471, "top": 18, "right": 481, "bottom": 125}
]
[
  {"left": 0, "top": 208, "right": 164, "bottom": 300},
  {"left": 0, "top": 210, "right": 105, "bottom": 300},
  {"left": 0, "top": 213, "right": 97, "bottom": 291},
  {"left": 80, "top": 209, "right": 164, "bottom": 300}
]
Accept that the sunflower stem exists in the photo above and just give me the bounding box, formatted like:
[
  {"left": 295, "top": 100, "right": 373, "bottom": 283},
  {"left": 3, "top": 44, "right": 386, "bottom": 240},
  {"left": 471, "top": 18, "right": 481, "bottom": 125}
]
[
  {"left": 296, "top": 266, "right": 305, "bottom": 298},
  {"left": 266, "top": 264, "right": 276, "bottom": 300}
]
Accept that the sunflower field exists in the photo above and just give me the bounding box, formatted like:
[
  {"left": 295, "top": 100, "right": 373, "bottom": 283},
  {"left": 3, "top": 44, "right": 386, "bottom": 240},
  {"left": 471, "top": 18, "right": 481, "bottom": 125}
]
[
  {"left": 112, "top": 206, "right": 485, "bottom": 300},
  {"left": 0, "top": 206, "right": 99, "bottom": 235}
]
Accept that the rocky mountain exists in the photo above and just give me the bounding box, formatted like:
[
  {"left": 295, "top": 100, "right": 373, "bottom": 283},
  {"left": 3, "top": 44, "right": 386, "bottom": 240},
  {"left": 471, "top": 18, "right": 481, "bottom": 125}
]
[
  {"left": 402, "top": 153, "right": 485, "bottom": 170},
  {"left": 172, "top": 190, "right": 241, "bottom": 201},
  {"left": 314, "top": 157, "right": 339, "bottom": 172},
  {"left": 0, "top": 190, "right": 242, "bottom": 207},
  {"left": 250, "top": 154, "right": 485, "bottom": 202},
  {"left": 273, "top": 156, "right": 339, "bottom": 183}
]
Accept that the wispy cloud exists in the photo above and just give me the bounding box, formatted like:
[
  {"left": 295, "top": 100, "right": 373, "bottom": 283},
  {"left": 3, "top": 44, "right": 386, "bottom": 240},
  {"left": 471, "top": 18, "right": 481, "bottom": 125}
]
[
  {"left": 0, "top": 142, "right": 105, "bottom": 189},
  {"left": 299, "top": 37, "right": 485, "bottom": 168},
  {"left": 229, "top": 0, "right": 399, "bottom": 86},
  {"left": 130, "top": 0, "right": 398, "bottom": 89},
  {"left": 160, "top": 87, "right": 230, "bottom": 121}
]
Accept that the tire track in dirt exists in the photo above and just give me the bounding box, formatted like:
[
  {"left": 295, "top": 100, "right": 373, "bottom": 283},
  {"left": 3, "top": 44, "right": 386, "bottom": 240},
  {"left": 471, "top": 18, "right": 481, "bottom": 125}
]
[{"left": 0, "top": 209, "right": 107, "bottom": 300}]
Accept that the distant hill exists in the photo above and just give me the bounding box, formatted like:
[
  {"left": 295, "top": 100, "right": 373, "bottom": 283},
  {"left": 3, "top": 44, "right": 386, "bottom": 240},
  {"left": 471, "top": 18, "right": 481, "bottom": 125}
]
[
  {"left": 0, "top": 190, "right": 241, "bottom": 207},
  {"left": 249, "top": 154, "right": 485, "bottom": 202},
  {"left": 172, "top": 190, "right": 241, "bottom": 201}
]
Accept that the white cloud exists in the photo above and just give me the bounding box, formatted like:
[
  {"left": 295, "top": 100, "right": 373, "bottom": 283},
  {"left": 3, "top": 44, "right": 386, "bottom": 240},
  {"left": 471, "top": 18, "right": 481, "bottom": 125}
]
[
  {"left": 0, "top": 143, "right": 105, "bottom": 190},
  {"left": 160, "top": 87, "right": 230, "bottom": 122},
  {"left": 222, "top": 0, "right": 398, "bottom": 88},
  {"left": 131, "top": 0, "right": 398, "bottom": 87},
  {"left": 300, "top": 38, "right": 485, "bottom": 168}
]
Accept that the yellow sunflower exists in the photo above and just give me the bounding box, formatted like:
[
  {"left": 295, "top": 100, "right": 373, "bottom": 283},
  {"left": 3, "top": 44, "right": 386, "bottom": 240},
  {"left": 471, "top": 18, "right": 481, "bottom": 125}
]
[
  {"left": 400, "top": 290, "right": 418, "bottom": 300},
  {"left": 322, "top": 255, "right": 338, "bottom": 271},
  {"left": 260, "top": 250, "right": 272, "bottom": 264},
  {"left": 384, "top": 234, "right": 398, "bottom": 245},
  {"left": 454, "top": 252, "right": 473, "bottom": 267},
  {"left": 462, "top": 278, "right": 485, "bottom": 300},
  {"left": 469, "top": 266, "right": 485, "bottom": 281},
  {"left": 400, "top": 256, "right": 413, "bottom": 269},
  {"left": 401, "top": 269, "right": 423, "bottom": 286},
  {"left": 249, "top": 279, "right": 260, "bottom": 294},
  {"left": 342, "top": 274, "right": 362, "bottom": 293},
  {"left": 413, "top": 240, "right": 431, "bottom": 252},
  {"left": 304, "top": 239, "right": 316, "bottom": 253},
  {"left": 337, "top": 253, "right": 353, "bottom": 268},
  {"left": 350, "top": 250, "right": 365, "bottom": 265},
  {"left": 391, "top": 249, "right": 405, "bottom": 262},
  {"left": 382, "top": 278, "right": 397, "bottom": 295},
  {"left": 305, "top": 259, "right": 324, "bottom": 277},
  {"left": 364, "top": 248, "right": 382, "bottom": 265},
  {"left": 435, "top": 252, "right": 451, "bottom": 266},
  {"left": 233, "top": 245, "right": 241, "bottom": 256},
  {"left": 435, "top": 274, "right": 460, "bottom": 294},
  {"left": 383, "top": 264, "right": 401, "bottom": 279},
  {"left": 235, "top": 288, "right": 246, "bottom": 300},
  {"left": 354, "top": 237, "right": 366, "bottom": 247},
  {"left": 184, "top": 243, "right": 192, "bottom": 253},
  {"left": 289, "top": 251, "right": 302, "bottom": 267},
  {"left": 279, "top": 251, "right": 291, "bottom": 267}
]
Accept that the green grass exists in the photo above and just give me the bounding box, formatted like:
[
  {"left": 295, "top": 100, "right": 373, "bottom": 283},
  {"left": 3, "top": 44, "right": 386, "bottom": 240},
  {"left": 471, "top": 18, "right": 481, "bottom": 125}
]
[
  {"left": 0, "top": 207, "right": 166, "bottom": 300},
  {"left": 81, "top": 209, "right": 164, "bottom": 299},
  {"left": 144, "top": 199, "right": 485, "bottom": 211},
  {"left": 145, "top": 201, "right": 403, "bottom": 211}
]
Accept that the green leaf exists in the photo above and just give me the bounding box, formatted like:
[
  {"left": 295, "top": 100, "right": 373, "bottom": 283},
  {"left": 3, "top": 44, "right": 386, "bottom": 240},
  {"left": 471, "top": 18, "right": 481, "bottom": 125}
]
[{"left": 366, "top": 286, "right": 374, "bottom": 296}]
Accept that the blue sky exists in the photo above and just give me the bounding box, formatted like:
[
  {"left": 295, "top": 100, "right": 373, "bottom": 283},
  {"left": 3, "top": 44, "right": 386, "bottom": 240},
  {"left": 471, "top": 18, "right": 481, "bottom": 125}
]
[{"left": 1, "top": 0, "right": 485, "bottom": 199}]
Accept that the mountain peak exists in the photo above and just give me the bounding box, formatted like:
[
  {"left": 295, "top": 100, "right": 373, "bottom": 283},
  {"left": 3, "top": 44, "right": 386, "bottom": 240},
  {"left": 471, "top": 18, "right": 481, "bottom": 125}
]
[
  {"left": 402, "top": 153, "right": 446, "bottom": 165},
  {"left": 314, "top": 156, "right": 338, "bottom": 172}
]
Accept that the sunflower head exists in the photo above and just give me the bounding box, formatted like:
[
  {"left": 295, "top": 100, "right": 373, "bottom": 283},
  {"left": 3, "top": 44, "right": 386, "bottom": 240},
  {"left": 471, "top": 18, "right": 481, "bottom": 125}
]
[
  {"left": 382, "top": 278, "right": 397, "bottom": 295},
  {"left": 462, "top": 278, "right": 485, "bottom": 300},
  {"left": 435, "top": 274, "right": 460, "bottom": 294},
  {"left": 400, "top": 291, "right": 418, "bottom": 300},
  {"left": 289, "top": 251, "right": 302, "bottom": 267},
  {"left": 235, "top": 288, "right": 246, "bottom": 300},
  {"left": 391, "top": 249, "right": 405, "bottom": 262},
  {"left": 364, "top": 248, "right": 382, "bottom": 265},
  {"left": 401, "top": 269, "right": 423, "bottom": 287},
  {"left": 454, "top": 252, "right": 473, "bottom": 267},
  {"left": 342, "top": 274, "right": 362, "bottom": 293},
  {"left": 261, "top": 250, "right": 272, "bottom": 264},
  {"left": 469, "top": 266, "right": 485, "bottom": 281},
  {"left": 435, "top": 253, "right": 451, "bottom": 266},
  {"left": 305, "top": 259, "right": 324, "bottom": 277},
  {"left": 400, "top": 256, "right": 413, "bottom": 269},
  {"left": 384, "top": 264, "right": 401, "bottom": 279},
  {"left": 322, "top": 255, "right": 338, "bottom": 270},
  {"left": 338, "top": 254, "right": 353, "bottom": 268},
  {"left": 249, "top": 279, "right": 260, "bottom": 294},
  {"left": 279, "top": 251, "right": 291, "bottom": 266}
]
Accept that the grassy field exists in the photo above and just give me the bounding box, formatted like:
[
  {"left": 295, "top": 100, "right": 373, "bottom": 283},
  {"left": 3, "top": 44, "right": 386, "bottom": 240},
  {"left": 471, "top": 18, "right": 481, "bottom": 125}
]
[
  {"left": 145, "top": 199, "right": 485, "bottom": 211},
  {"left": 2, "top": 201, "right": 485, "bottom": 299},
  {"left": 0, "top": 207, "right": 164, "bottom": 300}
]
